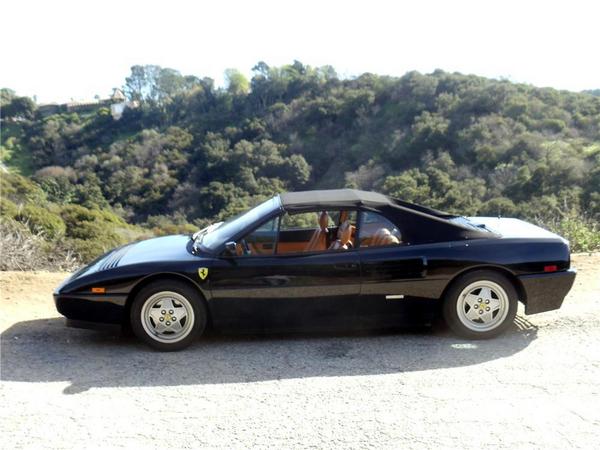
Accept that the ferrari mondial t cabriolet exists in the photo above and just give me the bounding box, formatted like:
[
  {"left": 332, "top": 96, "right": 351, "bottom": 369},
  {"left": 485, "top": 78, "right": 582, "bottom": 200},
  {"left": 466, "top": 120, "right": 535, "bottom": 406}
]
[{"left": 54, "top": 189, "right": 576, "bottom": 350}]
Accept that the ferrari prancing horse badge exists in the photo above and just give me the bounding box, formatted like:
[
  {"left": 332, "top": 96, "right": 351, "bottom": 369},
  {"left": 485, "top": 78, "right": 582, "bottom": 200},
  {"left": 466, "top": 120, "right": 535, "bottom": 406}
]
[{"left": 198, "top": 267, "right": 209, "bottom": 280}]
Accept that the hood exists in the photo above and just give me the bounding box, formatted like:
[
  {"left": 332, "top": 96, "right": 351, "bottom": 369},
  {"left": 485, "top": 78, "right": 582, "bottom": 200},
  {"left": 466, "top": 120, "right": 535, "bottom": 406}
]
[
  {"left": 55, "top": 234, "right": 206, "bottom": 294},
  {"left": 117, "top": 234, "right": 197, "bottom": 266},
  {"left": 75, "top": 235, "right": 198, "bottom": 278}
]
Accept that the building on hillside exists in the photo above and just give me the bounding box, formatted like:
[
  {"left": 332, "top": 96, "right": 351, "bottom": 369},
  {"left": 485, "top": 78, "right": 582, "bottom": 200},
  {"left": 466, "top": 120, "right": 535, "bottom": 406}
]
[
  {"left": 109, "top": 88, "right": 139, "bottom": 120},
  {"left": 66, "top": 99, "right": 101, "bottom": 113},
  {"left": 36, "top": 88, "right": 138, "bottom": 119},
  {"left": 111, "top": 88, "right": 126, "bottom": 102},
  {"left": 37, "top": 103, "right": 63, "bottom": 117}
]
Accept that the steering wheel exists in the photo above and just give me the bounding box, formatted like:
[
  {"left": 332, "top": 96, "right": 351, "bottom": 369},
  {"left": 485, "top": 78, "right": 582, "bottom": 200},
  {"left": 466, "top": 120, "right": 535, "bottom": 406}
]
[{"left": 240, "top": 238, "right": 251, "bottom": 255}]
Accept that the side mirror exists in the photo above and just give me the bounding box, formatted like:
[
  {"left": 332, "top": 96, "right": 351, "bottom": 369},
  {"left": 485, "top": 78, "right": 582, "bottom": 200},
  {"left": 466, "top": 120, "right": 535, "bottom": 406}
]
[{"left": 224, "top": 241, "right": 237, "bottom": 256}]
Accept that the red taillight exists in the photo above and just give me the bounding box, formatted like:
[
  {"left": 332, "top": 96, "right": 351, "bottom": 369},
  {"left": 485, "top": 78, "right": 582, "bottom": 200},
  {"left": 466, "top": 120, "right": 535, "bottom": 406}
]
[{"left": 544, "top": 265, "right": 558, "bottom": 272}]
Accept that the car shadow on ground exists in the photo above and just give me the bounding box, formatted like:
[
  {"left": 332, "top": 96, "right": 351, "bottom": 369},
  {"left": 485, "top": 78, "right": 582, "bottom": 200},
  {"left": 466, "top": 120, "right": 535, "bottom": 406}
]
[{"left": 1, "top": 316, "right": 538, "bottom": 395}]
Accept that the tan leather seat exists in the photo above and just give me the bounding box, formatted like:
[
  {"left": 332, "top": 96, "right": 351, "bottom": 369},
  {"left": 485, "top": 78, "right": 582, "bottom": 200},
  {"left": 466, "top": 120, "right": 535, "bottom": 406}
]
[
  {"left": 305, "top": 211, "right": 329, "bottom": 252},
  {"left": 329, "top": 220, "right": 353, "bottom": 250},
  {"left": 338, "top": 210, "right": 356, "bottom": 242},
  {"left": 370, "top": 228, "right": 401, "bottom": 247}
]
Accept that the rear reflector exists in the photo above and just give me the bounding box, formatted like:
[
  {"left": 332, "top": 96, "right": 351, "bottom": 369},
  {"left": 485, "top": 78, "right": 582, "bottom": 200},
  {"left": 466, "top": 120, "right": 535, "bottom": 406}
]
[
  {"left": 544, "top": 265, "right": 558, "bottom": 272},
  {"left": 91, "top": 287, "right": 106, "bottom": 293}
]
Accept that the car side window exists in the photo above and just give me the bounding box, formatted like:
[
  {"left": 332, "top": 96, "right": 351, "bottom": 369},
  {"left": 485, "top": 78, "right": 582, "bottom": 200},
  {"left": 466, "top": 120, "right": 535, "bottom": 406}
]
[
  {"left": 235, "top": 217, "right": 279, "bottom": 256},
  {"left": 276, "top": 210, "right": 357, "bottom": 254},
  {"left": 358, "top": 212, "right": 402, "bottom": 248}
]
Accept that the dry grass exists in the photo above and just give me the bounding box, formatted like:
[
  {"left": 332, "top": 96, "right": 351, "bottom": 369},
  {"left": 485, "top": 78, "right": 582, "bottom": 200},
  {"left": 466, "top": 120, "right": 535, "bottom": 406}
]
[{"left": 0, "top": 218, "right": 79, "bottom": 271}]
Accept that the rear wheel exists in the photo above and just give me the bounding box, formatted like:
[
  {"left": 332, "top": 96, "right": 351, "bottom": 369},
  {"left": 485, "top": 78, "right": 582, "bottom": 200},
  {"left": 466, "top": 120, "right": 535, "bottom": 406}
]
[
  {"left": 130, "top": 280, "right": 207, "bottom": 351},
  {"left": 443, "top": 270, "right": 517, "bottom": 339}
]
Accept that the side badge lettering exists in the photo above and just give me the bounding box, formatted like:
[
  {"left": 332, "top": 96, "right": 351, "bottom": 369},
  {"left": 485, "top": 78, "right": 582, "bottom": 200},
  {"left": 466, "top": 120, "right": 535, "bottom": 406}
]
[{"left": 198, "top": 267, "right": 209, "bottom": 280}]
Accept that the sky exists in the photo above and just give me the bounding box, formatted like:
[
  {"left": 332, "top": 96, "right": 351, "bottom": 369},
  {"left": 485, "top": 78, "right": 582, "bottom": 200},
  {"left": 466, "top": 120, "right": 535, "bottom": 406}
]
[{"left": 2, "top": 0, "right": 599, "bottom": 103}]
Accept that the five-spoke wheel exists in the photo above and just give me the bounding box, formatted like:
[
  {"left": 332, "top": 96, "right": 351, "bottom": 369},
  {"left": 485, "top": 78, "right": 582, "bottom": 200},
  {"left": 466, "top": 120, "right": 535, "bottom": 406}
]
[
  {"left": 443, "top": 270, "right": 517, "bottom": 339},
  {"left": 141, "top": 291, "right": 195, "bottom": 344},
  {"left": 131, "top": 280, "right": 207, "bottom": 351}
]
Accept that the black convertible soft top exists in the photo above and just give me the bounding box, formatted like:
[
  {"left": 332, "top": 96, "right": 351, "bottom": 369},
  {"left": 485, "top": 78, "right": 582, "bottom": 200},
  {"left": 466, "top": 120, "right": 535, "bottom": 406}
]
[
  {"left": 280, "top": 189, "right": 391, "bottom": 210},
  {"left": 278, "top": 189, "right": 493, "bottom": 243},
  {"left": 280, "top": 189, "right": 450, "bottom": 217}
]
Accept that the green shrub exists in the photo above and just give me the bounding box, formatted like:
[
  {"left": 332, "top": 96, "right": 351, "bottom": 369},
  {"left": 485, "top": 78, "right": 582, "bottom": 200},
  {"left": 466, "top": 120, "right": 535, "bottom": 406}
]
[
  {"left": 59, "top": 204, "right": 134, "bottom": 261},
  {"left": 536, "top": 213, "right": 600, "bottom": 253},
  {"left": 60, "top": 204, "right": 127, "bottom": 229},
  {"left": 96, "top": 208, "right": 128, "bottom": 225},
  {"left": 59, "top": 204, "right": 99, "bottom": 228},
  {"left": 0, "top": 197, "right": 19, "bottom": 218},
  {"left": 480, "top": 197, "right": 518, "bottom": 217},
  {"left": 540, "top": 118, "right": 566, "bottom": 133},
  {"left": 61, "top": 205, "right": 124, "bottom": 253},
  {"left": 145, "top": 214, "right": 197, "bottom": 236},
  {"left": 15, "top": 204, "right": 66, "bottom": 239},
  {"left": 65, "top": 238, "right": 120, "bottom": 262},
  {"left": 0, "top": 172, "right": 46, "bottom": 203}
]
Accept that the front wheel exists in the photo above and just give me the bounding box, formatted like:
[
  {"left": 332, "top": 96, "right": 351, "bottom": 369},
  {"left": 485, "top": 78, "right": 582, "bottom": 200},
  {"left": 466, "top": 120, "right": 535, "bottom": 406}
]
[
  {"left": 130, "top": 280, "right": 207, "bottom": 351},
  {"left": 443, "top": 270, "right": 518, "bottom": 339}
]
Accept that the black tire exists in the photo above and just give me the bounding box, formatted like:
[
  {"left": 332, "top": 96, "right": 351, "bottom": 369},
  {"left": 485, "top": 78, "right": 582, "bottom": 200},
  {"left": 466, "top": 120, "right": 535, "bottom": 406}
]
[
  {"left": 442, "top": 270, "right": 518, "bottom": 339},
  {"left": 130, "top": 280, "right": 207, "bottom": 351}
]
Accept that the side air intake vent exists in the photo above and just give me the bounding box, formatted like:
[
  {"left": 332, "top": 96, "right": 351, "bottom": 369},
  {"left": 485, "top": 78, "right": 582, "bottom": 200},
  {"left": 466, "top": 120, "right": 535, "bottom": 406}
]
[{"left": 98, "top": 245, "right": 130, "bottom": 271}]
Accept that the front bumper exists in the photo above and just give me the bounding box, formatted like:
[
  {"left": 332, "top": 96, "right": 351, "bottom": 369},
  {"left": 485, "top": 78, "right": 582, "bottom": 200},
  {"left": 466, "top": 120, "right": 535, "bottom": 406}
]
[
  {"left": 54, "top": 292, "right": 128, "bottom": 325},
  {"left": 517, "top": 269, "right": 576, "bottom": 315}
]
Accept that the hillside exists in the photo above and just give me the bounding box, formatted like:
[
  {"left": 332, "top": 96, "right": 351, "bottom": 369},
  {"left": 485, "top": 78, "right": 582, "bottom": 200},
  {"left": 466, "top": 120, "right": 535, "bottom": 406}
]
[{"left": 1, "top": 63, "right": 599, "bottom": 266}]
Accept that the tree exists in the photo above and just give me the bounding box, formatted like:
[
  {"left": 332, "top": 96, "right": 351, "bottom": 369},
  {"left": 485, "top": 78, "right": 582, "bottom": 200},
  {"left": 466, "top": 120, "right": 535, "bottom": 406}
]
[
  {"left": 124, "top": 65, "right": 147, "bottom": 102},
  {"left": 382, "top": 169, "right": 431, "bottom": 204},
  {"left": 3, "top": 96, "right": 35, "bottom": 119},
  {"left": 224, "top": 69, "right": 249, "bottom": 96},
  {"left": 124, "top": 65, "right": 188, "bottom": 105},
  {"left": 1, "top": 88, "right": 16, "bottom": 107},
  {"left": 154, "top": 68, "right": 186, "bottom": 103},
  {"left": 252, "top": 61, "right": 270, "bottom": 78}
]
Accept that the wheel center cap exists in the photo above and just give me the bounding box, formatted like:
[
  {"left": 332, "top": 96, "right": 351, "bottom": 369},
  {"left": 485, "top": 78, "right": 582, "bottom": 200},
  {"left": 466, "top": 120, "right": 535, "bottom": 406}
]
[{"left": 471, "top": 297, "right": 494, "bottom": 320}]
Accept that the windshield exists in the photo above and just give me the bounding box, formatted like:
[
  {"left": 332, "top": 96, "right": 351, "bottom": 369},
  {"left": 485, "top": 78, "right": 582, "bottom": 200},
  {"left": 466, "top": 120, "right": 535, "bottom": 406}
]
[{"left": 200, "top": 197, "right": 281, "bottom": 251}]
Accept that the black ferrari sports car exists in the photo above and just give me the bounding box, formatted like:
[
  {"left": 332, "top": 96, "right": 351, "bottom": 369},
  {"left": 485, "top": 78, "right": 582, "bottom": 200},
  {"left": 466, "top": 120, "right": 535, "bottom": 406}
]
[{"left": 54, "top": 189, "right": 576, "bottom": 351}]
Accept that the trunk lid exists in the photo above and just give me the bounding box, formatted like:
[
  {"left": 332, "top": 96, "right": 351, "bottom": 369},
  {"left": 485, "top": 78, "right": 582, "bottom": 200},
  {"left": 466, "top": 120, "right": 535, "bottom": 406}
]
[{"left": 466, "top": 217, "right": 566, "bottom": 241}]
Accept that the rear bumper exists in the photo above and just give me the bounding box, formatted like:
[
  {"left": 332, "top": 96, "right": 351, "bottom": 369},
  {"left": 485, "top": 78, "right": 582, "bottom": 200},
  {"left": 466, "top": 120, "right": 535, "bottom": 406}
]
[{"left": 517, "top": 269, "right": 576, "bottom": 315}]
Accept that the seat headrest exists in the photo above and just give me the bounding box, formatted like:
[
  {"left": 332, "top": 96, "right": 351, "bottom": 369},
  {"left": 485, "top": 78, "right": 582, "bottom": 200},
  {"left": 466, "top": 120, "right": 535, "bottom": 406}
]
[
  {"left": 339, "top": 210, "right": 348, "bottom": 223},
  {"left": 318, "top": 211, "right": 329, "bottom": 231},
  {"left": 338, "top": 220, "right": 352, "bottom": 245}
]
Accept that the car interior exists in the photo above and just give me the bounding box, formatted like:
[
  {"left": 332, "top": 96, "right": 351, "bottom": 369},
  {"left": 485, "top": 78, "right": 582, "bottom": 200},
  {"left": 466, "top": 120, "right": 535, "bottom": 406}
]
[
  {"left": 232, "top": 209, "right": 402, "bottom": 257},
  {"left": 357, "top": 211, "right": 402, "bottom": 248}
]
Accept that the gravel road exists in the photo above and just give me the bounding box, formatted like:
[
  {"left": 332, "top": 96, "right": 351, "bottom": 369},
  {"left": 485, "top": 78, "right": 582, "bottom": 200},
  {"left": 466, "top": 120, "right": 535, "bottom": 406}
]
[{"left": 1, "top": 254, "right": 599, "bottom": 449}]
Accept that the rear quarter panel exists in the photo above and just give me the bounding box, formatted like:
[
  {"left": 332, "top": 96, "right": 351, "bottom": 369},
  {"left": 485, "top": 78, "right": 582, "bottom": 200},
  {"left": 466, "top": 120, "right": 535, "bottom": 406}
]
[
  {"left": 359, "top": 236, "right": 570, "bottom": 305},
  {"left": 418, "top": 237, "right": 572, "bottom": 314},
  {"left": 426, "top": 237, "right": 571, "bottom": 278}
]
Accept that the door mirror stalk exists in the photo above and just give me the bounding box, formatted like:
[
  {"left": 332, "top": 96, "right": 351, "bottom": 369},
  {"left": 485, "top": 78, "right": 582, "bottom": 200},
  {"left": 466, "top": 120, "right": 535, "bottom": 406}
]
[{"left": 224, "top": 241, "right": 237, "bottom": 256}]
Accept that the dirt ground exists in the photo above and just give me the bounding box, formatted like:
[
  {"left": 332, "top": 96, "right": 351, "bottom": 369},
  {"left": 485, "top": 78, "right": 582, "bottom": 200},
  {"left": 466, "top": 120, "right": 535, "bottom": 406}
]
[{"left": 1, "top": 254, "right": 599, "bottom": 449}]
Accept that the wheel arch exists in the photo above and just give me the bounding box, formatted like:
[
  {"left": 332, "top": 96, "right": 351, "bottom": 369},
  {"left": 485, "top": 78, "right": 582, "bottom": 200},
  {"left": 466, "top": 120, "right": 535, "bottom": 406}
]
[
  {"left": 123, "top": 272, "right": 212, "bottom": 328},
  {"left": 440, "top": 264, "right": 527, "bottom": 305}
]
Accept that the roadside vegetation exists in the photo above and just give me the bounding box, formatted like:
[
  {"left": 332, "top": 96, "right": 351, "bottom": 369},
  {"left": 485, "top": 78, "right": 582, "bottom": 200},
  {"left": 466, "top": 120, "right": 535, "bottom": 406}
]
[
  {"left": 1, "top": 63, "right": 599, "bottom": 270},
  {"left": 0, "top": 172, "right": 151, "bottom": 268}
]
